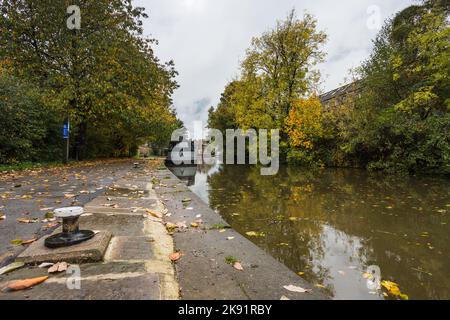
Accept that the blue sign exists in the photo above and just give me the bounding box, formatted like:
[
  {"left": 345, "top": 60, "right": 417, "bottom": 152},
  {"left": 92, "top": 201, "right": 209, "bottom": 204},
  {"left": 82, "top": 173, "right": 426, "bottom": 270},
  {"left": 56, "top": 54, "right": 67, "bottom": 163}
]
[{"left": 63, "top": 123, "right": 70, "bottom": 139}]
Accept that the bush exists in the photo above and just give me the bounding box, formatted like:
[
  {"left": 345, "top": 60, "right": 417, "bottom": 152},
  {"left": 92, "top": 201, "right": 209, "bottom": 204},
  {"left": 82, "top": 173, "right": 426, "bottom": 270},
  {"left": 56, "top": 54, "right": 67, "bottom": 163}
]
[{"left": 0, "top": 73, "right": 62, "bottom": 164}]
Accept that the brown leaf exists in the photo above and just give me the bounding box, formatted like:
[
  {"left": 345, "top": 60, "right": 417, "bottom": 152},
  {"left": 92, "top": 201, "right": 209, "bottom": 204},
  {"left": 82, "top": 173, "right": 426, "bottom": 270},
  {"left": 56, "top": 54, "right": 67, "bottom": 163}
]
[
  {"left": 47, "top": 262, "right": 68, "bottom": 273},
  {"left": 7, "top": 276, "right": 48, "bottom": 291},
  {"left": 169, "top": 252, "right": 182, "bottom": 262},
  {"left": 233, "top": 262, "right": 244, "bottom": 271},
  {"left": 64, "top": 194, "right": 76, "bottom": 199},
  {"left": 16, "top": 218, "right": 38, "bottom": 224},
  {"left": 21, "top": 238, "right": 37, "bottom": 245},
  {"left": 57, "top": 262, "right": 68, "bottom": 272},
  {"left": 47, "top": 264, "right": 59, "bottom": 273}
]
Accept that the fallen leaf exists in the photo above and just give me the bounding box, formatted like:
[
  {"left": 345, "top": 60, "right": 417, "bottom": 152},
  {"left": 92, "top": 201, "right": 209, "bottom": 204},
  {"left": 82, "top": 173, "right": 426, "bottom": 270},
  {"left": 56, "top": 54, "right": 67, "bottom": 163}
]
[
  {"left": 315, "top": 284, "right": 326, "bottom": 289},
  {"left": 280, "top": 295, "right": 290, "bottom": 300},
  {"left": 246, "top": 231, "right": 265, "bottom": 237},
  {"left": 0, "top": 214, "right": 5, "bottom": 220},
  {"left": 22, "top": 238, "right": 37, "bottom": 245},
  {"left": 44, "top": 212, "right": 54, "bottom": 219},
  {"left": 298, "top": 272, "right": 305, "bottom": 276},
  {"left": 16, "top": 218, "right": 38, "bottom": 224},
  {"left": 38, "top": 263, "right": 54, "bottom": 268},
  {"left": 48, "top": 263, "right": 61, "bottom": 273},
  {"left": 169, "top": 252, "right": 182, "bottom": 262},
  {"left": 181, "top": 198, "right": 191, "bottom": 203},
  {"left": 0, "top": 262, "right": 25, "bottom": 275},
  {"left": 10, "top": 239, "right": 23, "bottom": 245},
  {"left": 226, "top": 237, "right": 235, "bottom": 240},
  {"left": 190, "top": 222, "right": 199, "bottom": 228},
  {"left": 7, "top": 276, "right": 48, "bottom": 291},
  {"left": 57, "top": 262, "right": 68, "bottom": 272},
  {"left": 381, "top": 280, "right": 408, "bottom": 300},
  {"left": 64, "top": 194, "right": 76, "bottom": 199},
  {"left": 233, "top": 262, "right": 244, "bottom": 271},
  {"left": 166, "top": 222, "right": 178, "bottom": 233},
  {"left": 283, "top": 285, "right": 311, "bottom": 293},
  {"left": 146, "top": 208, "right": 163, "bottom": 219}
]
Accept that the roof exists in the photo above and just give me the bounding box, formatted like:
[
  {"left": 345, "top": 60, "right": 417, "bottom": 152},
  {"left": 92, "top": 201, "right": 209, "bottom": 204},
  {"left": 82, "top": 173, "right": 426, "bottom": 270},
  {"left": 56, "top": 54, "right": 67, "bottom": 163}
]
[{"left": 320, "top": 82, "right": 361, "bottom": 104}]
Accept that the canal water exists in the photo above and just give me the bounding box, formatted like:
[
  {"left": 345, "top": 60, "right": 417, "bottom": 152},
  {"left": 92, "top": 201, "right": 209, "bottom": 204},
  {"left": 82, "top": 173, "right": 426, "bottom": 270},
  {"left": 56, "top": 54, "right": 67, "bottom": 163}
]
[{"left": 169, "top": 163, "right": 449, "bottom": 300}]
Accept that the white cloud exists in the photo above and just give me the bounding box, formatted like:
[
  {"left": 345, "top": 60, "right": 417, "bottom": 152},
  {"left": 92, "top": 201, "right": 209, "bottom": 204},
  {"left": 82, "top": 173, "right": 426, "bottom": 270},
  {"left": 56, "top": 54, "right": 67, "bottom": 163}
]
[{"left": 134, "top": 0, "right": 415, "bottom": 132}]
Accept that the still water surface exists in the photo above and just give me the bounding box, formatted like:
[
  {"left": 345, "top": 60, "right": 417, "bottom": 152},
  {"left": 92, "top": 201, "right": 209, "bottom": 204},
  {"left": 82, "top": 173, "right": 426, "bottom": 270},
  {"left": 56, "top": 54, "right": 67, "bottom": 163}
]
[{"left": 170, "top": 164, "right": 449, "bottom": 300}]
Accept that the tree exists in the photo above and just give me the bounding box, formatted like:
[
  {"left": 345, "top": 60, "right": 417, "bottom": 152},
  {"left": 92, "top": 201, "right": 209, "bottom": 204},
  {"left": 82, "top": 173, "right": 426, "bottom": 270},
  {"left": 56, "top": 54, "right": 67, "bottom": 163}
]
[
  {"left": 348, "top": 0, "right": 450, "bottom": 173},
  {"left": 285, "top": 96, "right": 323, "bottom": 150},
  {"left": 208, "top": 9, "right": 327, "bottom": 159},
  {"left": 0, "top": 67, "right": 61, "bottom": 163},
  {"left": 0, "top": 0, "right": 179, "bottom": 160},
  {"left": 240, "top": 9, "right": 326, "bottom": 128}
]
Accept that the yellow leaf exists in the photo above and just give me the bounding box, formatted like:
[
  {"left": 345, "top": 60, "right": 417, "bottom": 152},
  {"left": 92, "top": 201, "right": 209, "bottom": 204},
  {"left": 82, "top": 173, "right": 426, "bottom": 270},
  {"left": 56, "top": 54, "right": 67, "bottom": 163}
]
[
  {"left": 146, "top": 208, "right": 162, "bottom": 219},
  {"left": 381, "top": 280, "right": 408, "bottom": 300}
]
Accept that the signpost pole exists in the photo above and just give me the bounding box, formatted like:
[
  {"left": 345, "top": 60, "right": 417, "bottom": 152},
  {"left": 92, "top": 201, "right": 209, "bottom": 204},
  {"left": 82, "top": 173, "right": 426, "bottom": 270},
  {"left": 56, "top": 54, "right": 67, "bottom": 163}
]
[{"left": 63, "top": 116, "right": 70, "bottom": 164}]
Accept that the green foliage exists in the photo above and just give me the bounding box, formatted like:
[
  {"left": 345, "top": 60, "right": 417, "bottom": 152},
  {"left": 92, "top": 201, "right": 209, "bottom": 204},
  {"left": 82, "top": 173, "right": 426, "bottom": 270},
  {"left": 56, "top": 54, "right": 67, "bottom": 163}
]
[
  {"left": 0, "top": 71, "right": 62, "bottom": 163},
  {"left": 344, "top": 1, "right": 450, "bottom": 174},
  {"left": 0, "top": 0, "right": 180, "bottom": 162}
]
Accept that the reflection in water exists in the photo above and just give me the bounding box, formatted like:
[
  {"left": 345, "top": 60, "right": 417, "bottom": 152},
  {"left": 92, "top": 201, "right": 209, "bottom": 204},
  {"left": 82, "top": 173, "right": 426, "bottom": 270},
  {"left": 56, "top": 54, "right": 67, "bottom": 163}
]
[
  {"left": 165, "top": 165, "right": 197, "bottom": 186},
  {"left": 170, "top": 163, "right": 450, "bottom": 300}
]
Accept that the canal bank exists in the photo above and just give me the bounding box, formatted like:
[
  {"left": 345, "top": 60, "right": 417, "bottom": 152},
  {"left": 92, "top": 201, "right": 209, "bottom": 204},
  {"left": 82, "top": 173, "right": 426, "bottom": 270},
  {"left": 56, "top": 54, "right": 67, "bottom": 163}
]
[
  {"left": 0, "top": 159, "right": 326, "bottom": 300},
  {"left": 152, "top": 162, "right": 328, "bottom": 300}
]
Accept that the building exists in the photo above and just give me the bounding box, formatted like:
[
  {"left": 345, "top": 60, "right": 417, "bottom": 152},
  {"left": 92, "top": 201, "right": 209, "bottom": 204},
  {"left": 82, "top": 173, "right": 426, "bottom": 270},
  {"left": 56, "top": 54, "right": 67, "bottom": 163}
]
[{"left": 320, "top": 81, "right": 362, "bottom": 109}]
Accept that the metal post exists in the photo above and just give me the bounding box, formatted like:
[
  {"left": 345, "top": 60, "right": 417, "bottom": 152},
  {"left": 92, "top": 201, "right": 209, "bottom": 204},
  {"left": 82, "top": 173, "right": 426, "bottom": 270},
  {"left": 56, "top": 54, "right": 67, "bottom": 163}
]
[{"left": 63, "top": 116, "right": 70, "bottom": 164}]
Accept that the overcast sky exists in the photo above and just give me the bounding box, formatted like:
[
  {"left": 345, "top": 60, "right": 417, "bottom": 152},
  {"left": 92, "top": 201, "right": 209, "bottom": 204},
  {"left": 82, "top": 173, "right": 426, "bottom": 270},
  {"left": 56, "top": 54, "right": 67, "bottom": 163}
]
[{"left": 134, "top": 0, "right": 415, "bottom": 132}]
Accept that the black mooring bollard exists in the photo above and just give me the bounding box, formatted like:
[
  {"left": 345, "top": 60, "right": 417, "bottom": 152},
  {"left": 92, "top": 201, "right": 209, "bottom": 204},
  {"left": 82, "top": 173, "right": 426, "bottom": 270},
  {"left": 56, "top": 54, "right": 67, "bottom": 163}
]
[{"left": 44, "top": 206, "right": 95, "bottom": 249}]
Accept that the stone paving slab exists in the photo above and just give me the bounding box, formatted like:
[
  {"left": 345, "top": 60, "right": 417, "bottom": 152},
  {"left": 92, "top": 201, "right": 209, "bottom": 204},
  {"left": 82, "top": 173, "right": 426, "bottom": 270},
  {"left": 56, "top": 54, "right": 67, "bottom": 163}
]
[
  {"left": 16, "top": 231, "right": 112, "bottom": 265},
  {"left": 84, "top": 195, "right": 158, "bottom": 215},
  {"left": 1, "top": 272, "right": 160, "bottom": 300},
  {"left": 79, "top": 214, "right": 146, "bottom": 237},
  {"left": 105, "top": 236, "right": 156, "bottom": 261}
]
